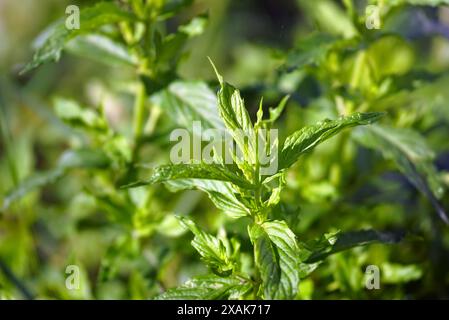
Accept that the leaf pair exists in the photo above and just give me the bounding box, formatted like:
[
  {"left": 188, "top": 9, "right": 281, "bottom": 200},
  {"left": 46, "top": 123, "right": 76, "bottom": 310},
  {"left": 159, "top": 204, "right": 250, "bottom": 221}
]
[{"left": 159, "top": 217, "right": 302, "bottom": 300}]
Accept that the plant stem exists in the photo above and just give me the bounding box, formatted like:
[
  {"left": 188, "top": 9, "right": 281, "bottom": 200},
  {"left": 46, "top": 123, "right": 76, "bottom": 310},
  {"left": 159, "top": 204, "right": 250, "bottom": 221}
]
[
  {"left": 253, "top": 127, "right": 264, "bottom": 215},
  {"left": 132, "top": 81, "right": 146, "bottom": 161},
  {"left": 0, "top": 258, "right": 34, "bottom": 300},
  {"left": 0, "top": 93, "right": 19, "bottom": 187}
]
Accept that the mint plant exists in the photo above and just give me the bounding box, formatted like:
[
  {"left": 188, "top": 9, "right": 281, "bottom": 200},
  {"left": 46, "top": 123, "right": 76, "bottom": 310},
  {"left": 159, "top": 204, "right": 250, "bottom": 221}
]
[{"left": 124, "top": 63, "right": 385, "bottom": 299}]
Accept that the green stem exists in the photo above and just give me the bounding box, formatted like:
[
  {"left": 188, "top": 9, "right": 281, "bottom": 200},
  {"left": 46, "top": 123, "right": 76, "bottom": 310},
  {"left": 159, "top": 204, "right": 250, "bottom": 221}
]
[
  {"left": 251, "top": 128, "right": 264, "bottom": 298},
  {"left": 119, "top": 21, "right": 135, "bottom": 44},
  {"left": 0, "top": 101, "right": 19, "bottom": 187},
  {"left": 132, "top": 81, "right": 146, "bottom": 160},
  {"left": 249, "top": 226, "right": 263, "bottom": 299},
  {"left": 253, "top": 127, "right": 264, "bottom": 216},
  {"left": 0, "top": 258, "right": 34, "bottom": 300}
]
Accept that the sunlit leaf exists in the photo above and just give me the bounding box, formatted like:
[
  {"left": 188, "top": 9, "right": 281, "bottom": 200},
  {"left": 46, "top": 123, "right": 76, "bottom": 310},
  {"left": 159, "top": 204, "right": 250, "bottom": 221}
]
[
  {"left": 155, "top": 275, "right": 251, "bottom": 300},
  {"left": 178, "top": 216, "right": 236, "bottom": 276},
  {"left": 122, "top": 163, "right": 254, "bottom": 190},
  {"left": 209, "top": 59, "right": 256, "bottom": 164},
  {"left": 381, "top": 262, "right": 423, "bottom": 284},
  {"left": 280, "top": 112, "right": 384, "bottom": 170},
  {"left": 165, "top": 179, "right": 250, "bottom": 218},
  {"left": 249, "top": 220, "right": 300, "bottom": 299},
  {"left": 380, "top": 0, "right": 449, "bottom": 7},
  {"left": 151, "top": 81, "right": 225, "bottom": 130}
]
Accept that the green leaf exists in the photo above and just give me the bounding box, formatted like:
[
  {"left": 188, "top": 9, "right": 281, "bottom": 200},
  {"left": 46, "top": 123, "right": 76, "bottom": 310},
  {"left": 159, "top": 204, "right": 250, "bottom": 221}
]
[
  {"left": 65, "top": 34, "right": 138, "bottom": 67},
  {"left": 268, "top": 95, "right": 290, "bottom": 123},
  {"left": 22, "top": 2, "right": 135, "bottom": 73},
  {"left": 151, "top": 81, "right": 225, "bottom": 130},
  {"left": 122, "top": 164, "right": 252, "bottom": 218},
  {"left": 53, "top": 97, "right": 108, "bottom": 133},
  {"left": 297, "top": 0, "right": 357, "bottom": 38},
  {"left": 155, "top": 214, "right": 186, "bottom": 238},
  {"left": 375, "top": 74, "right": 449, "bottom": 122},
  {"left": 178, "top": 216, "right": 236, "bottom": 276},
  {"left": 205, "top": 189, "right": 250, "bottom": 218},
  {"left": 58, "top": 149, "right": 111, "bottom": 169},
  {"left": 367, "top": 36, "right": 415, "bottom": 78},
  {"left": 89, "top": 192, "right": 134, "bottom": 227},
  {"left": 209, "top": 59, "right": 256, "bottom": 163},
  {"left": 156, "top": 14, "right": 209, "bottom": 66},
  {"left": 284, "top": 33, "right": 338, "bottom": 71},
  {"left": 381, "top": 263, "right": 423, "bottom": 284},
  {"left": 280, "top": 112, "right": 384, "bottom": 170},
  {"left": 1, "top": 168, "right": 64, "bottom": 211},
  {"left": 164, "top": 179, "right": 250, "bottom": 218},
  {"left": 98, "top": 235, "right": 137, "bottom": 282},
  {"left": 249, "top": 220, "right": 300, "bottom": 299},
  {"left": 380, "top": 0, "right": 449, "bottom": 7},
  {"left": 355, "top": 125, "right": 448, "bottom": 224},
  {"left": 302, "top": 229, "right": 405, "bottom": 264},
  {"left": 2, "top": 149, "right": 110, "bottom": 210},
  {"left": 122, "top": 164, "right": 254, "bottom": 190},
  {"left": 155, "top": 275, "right": 251, "bottom": 300},
  {"left": 212, "top": 65, "right": 253, "bottom": 133},
  {"left": 178, "top": 14, "right": 209, "bottom": 37}
]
